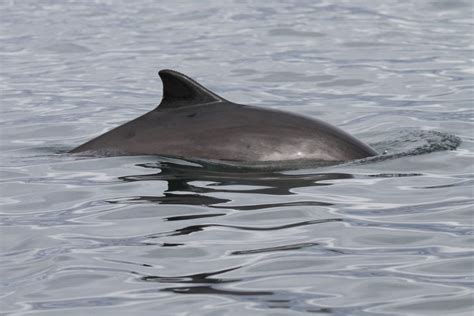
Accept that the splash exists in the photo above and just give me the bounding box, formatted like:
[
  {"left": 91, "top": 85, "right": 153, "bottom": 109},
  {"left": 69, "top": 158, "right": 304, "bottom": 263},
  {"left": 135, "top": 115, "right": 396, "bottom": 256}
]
[{"left": 361, "top": 129, "right": 462, "bottom": 164}]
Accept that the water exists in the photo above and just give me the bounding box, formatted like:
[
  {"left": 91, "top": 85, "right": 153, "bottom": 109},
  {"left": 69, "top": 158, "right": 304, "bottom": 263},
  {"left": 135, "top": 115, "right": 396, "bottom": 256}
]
[{"left": 1, "top": 0, "right": 473, "bottom": 315}]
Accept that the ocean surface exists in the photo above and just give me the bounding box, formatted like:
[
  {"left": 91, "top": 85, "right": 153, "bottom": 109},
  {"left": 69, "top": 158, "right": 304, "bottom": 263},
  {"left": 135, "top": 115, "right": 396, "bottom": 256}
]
[{"left": 1, "top": 1, "right": 473, "bottom": 315}]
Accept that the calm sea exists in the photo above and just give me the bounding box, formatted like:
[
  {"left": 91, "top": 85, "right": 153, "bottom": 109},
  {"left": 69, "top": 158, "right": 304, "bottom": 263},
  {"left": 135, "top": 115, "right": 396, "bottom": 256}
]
[{"left": 1, "top": 1, "right": 473, "bottom": 315}]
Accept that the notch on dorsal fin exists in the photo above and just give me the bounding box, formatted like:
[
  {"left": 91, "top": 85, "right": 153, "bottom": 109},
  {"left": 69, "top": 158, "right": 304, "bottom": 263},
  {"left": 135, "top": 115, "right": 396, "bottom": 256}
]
[{"left": 156, "top": 69, "right": 226, "bottom": 110}]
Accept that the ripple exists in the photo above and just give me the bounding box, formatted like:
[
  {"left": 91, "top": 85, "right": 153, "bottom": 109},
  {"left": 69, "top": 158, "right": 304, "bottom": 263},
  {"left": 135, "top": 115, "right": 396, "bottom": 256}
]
[{"left": 1, "top": 0, "right": 473, "bottom": 315}]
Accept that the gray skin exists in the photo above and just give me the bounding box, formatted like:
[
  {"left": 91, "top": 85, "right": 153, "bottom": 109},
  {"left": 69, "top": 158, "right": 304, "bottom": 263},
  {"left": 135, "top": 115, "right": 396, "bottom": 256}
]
[{"left": 70, "top": 69, "right": 377, "bottom": 161}]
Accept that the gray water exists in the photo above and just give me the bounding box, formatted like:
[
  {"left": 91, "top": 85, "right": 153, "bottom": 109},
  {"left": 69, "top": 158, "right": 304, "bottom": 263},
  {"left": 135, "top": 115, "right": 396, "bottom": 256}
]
[{"left": 1, "top": 1, "right": 473, "bottom": 315}]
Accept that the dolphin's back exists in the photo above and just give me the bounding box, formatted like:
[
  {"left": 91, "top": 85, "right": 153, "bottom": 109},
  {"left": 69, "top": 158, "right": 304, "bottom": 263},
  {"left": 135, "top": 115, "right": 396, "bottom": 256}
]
[
  {"left": 162, "top": 103, "right": 376, "bottom": 161},
  {"left": 70, "top": 70, "right": 377, "bottom": 162}
]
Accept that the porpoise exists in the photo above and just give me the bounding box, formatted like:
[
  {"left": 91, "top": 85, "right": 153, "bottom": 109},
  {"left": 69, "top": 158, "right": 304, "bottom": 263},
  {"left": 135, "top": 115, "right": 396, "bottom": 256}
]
[{"left": 70, "top": 69, "right": 377, "bottom": 161}]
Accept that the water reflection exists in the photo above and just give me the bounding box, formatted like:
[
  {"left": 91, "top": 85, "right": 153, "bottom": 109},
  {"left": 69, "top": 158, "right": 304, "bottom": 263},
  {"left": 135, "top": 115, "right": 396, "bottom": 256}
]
[
  {"left": 157, "top": 218, "right": 343, "bottom": 238},
  {"left": 142, "top": 266, "right": 240, "bottom": 284},
  {"left": 112, "top": 159, "right": 351, "bottom": 208},
  {"left": 107, "top": 158, "right": 349, "bottom": 310},
  {"left": 161, "top": 285, "right": 273, "bottom": 296}
]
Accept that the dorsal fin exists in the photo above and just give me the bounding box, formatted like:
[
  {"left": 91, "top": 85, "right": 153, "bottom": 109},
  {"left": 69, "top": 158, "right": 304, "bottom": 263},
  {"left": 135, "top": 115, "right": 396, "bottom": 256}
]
[{"left": 156, "top": 69, "right": 226, "bottom": 110}]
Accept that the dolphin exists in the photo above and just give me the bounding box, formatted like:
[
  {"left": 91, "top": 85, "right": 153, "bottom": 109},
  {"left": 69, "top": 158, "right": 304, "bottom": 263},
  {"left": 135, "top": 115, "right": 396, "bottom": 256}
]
[{"left": 70, "top": 69, "right": 377, "bottom": 161}]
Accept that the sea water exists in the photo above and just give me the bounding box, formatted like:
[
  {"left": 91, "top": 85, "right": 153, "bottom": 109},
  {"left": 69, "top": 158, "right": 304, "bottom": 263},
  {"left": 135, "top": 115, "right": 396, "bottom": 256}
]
[{"left": 1, "top": 1, "right": 473, "bottom": 315}]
